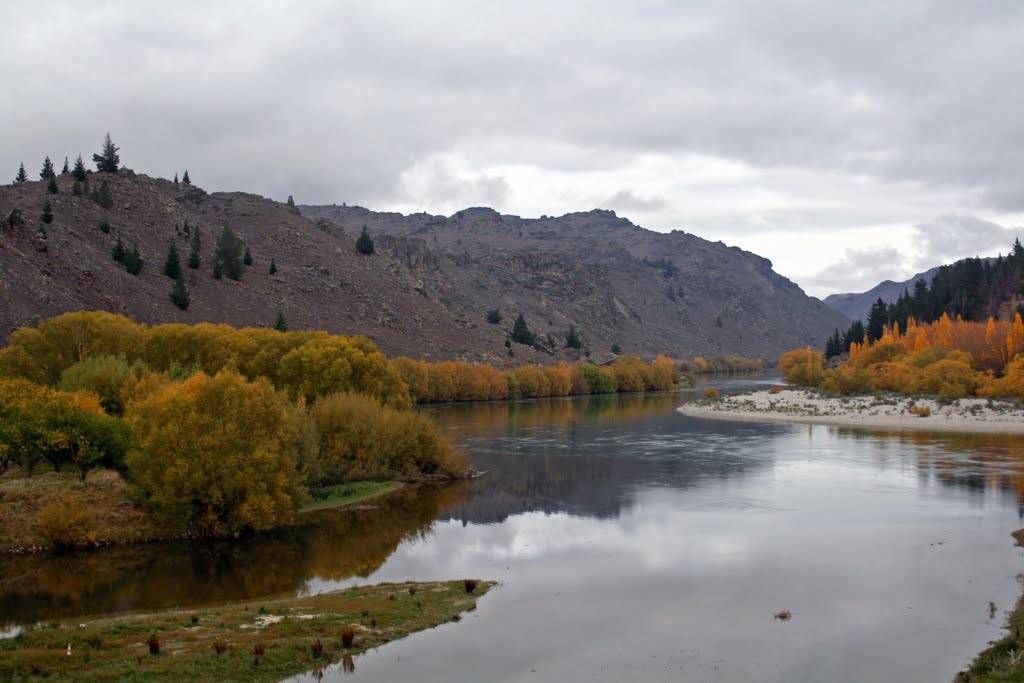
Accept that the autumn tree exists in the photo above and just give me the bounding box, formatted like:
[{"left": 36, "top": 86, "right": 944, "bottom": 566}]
[
  {"left": 125, "top": 370, "right": 304, "bottom": 538},
  {"left": 93, "top": 132, "right": 120, "bottom": 172}
]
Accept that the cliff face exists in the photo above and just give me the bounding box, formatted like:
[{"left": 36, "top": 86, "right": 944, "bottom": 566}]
[
  {"left": 0, "top": 171, "right": 846, "bottom": 365},
  {"left": 301, "top": 204, "right": 849, "bottom": 361}
]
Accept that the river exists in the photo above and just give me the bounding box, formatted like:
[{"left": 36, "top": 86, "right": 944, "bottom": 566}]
[{"left": 3, "top": 377, "right": 1024, "bottom": 681}]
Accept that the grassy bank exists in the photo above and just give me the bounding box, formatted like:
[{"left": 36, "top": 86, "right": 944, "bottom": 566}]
[
  {"left": 0, "top": 470, "right": 407, "bottom": 553},
  {"left": 301, "top": 481, "right": 403, "bottom": 512},
  {"left": 0, "top": 579, "right": 493, "bottom": 681},
  {"left": 0, "top": 469, "right": 177, "bottom": 552},
  {"left": 955, "top": 529, "right": 1024, "bottom": 682}
]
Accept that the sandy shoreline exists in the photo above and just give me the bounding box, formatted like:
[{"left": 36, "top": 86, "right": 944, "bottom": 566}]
[{"left": 679, "top": 389, "right": 1024, "bottom": 434}]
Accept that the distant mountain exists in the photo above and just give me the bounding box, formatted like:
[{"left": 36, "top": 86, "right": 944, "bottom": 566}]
[
  {"left": 824, "top": 267, "right": 942, "bottom": 323},
  {"left": 300, "top": 204, "right": 849, "bottom": 360},
  {"left": 0, "top": 170, "right": 847, "bottom": 364}
]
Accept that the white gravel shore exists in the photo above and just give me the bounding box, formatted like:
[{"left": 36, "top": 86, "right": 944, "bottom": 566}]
[{"left": 679, "top": 388, "right": 1024, "bottom": 434}]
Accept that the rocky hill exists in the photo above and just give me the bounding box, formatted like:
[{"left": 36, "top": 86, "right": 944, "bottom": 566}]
[
  {"left": 0, "top": 169, "right": 846, "bottom": 365},
  {"left": 299, "top": 204, "right": 847, "bottom": 361},
  {"left": 824, "top": 267, "right": 942, "bottom": 323}
]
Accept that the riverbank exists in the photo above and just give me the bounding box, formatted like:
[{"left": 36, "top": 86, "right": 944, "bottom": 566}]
[
  {"left": 679, "top": 388, "right": 1024, "bottom": 434},
  {"left": 0, "top": 471, "right": 411, "bottom": 554},
  {"left": 0, "top": 579, "right": 493, "bottom": 681},
  {"left": 955, "top": 530, "right": 1024, "bottom": 682}
]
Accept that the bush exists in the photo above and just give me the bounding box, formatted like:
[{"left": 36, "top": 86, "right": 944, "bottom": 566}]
[
  {"left": 309, "top": 392, "right": 466, "bottom": 484},
  {"left": 779, "top": 348, "right": 824, "bottom": 387},
  {"left": 703, "top": 387, "right": 720, "bottom": 400},
  {"left": 38, "top": 494, "right": 97, "bottom": 550},
  {"left": 125, "top": 370, "right": 304, "bottom": 538}
]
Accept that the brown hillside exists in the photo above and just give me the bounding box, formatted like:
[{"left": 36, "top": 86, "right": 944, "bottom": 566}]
[{"left": 0, "top": 170, "right": 846, "bottom": 364}]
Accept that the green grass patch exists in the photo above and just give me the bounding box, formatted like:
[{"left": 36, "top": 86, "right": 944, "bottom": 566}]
[
  {"left": 301, "top": 481, "right": 403, "bottom": 513},
  {"left": 955, "top": 529, "right": 1024, "bottom": 682},
  {"left": 0, "top": 579, "right": 493, "bottom": 681}
]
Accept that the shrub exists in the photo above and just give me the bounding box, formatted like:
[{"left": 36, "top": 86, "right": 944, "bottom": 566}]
[
  {"left": 309, "top": 392, "right": 466, "bottom": 484},
  {"left": 340, "top": 628, "right": 355, "bottom": 648},
  {"left": 485, "top": 308, "right": 502, "bottom": 324},
  {"left": 464, "top": 579, "right": 478, "bottom": 593},
  {"left": 125, "top": 370, "right": 304, "bottom": 538},
  {"left": 910, "top": 404, "right": 932, "bottom": 417},
  {"left": 38, "top": 494, "right": 97, "bottom": 550},
  {"left": 779, "top": 348, "right": 824, "bottom": 387},
  {"left": 703, "top": 387, "right": 720, "bottom": 400}
]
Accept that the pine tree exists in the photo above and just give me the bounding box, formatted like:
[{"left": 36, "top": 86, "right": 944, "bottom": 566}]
[
  {"left": 866, "top": 297, "right": 888, "bottom": 343},
  {"left": 91, "top": 180, "right": 113, "bottom": 209},
  {"left": 355, "top": 225, "right": 375, "bottom": 255},
  {"left": 510, "top": 314, "right": 535, "bottom": 345},
  {"left": 72, "top": 180, "right": 82, "bottom": 197},
  {"left": 274, "top": 310, "right": 288, "bottom": 332},
  {"left": 72, "top": 155, "right": 87, "bottom": 181},
  {"left": 182, "top": 170, "right": 191, "bottom": 185},
  {"left": 164, "top": 242, "right": 182, "bottom": 279},
  {"left": 188, "top": 227, "right": 201, "bottom": 269},
  {"left": 40, "top": 201, "right": 54, "bottom": 224},
  {"left": 565, "top": 324, "right": 583, "bottom": 350},
  {"left": 286, "top": 195, "right": 295, "bottom": 208},
  {"left": 40, "top": 156, "right": 55, "bottom": 180},
  {"left": 14, "top": 163, "right": 27, "bottom": 183},
  {"left": 173, "top": 172, "right": 179, "bottom": 186},
  {"left": 212, "top": 260, "right": 223, "bottom": 279},
  {"left": 214, "top": 224, "right": 246, "bottom": 280},
  {"left": 112, "top": 237, "right": 126, "bottom": 263},
  {"left": 61, "top": 157, "right": 69, "bottom": 174},
  {"left": 170, "top": 273, "right": 190, "bottom": 310},
  {"left": 93, "top": 132, "right": 120, "bottom": 172},
  {"left": 611, "top": 343, "right": 622, "bottom": 354},
  {"left": 46, "top": 176, "right": 58, "bottom": 194},
  {"left": 243, "top": 247, "right": 253, "bottom": 266},
  {"left": 269, "top": 258, "right": 277, "bottom": 275},
  {"left": 123, "top": 244, "right": 143, "bottom": 275},
  {"left": 485, "top": 308, "right": 502, "bottom": 324}
]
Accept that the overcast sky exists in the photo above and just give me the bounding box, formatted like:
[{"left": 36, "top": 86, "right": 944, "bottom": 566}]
[{"left": 4, "top": 1, "right": 1023, "bottom": 297}]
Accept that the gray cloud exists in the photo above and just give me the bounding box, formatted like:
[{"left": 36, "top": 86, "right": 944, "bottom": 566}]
[
  {"left": 602, "top": 190, "right": 667, "bottom": 214},
  {"left": 804, "top": 246, "right": 906, "bottom": 295},
  {"left": 4, "top": 1, "right": 1024, "bottom": 295},
  {"left": 912, "top": 214, "right": 1019, "bottom": 268}
]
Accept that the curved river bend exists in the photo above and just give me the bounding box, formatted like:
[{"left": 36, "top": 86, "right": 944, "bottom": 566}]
[{"left": 3, "top": 377, "right": 1024, "bottom": 682}]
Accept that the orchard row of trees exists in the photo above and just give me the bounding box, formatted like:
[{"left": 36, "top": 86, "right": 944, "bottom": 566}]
[{"left": 784, "top": 312, "right": 1024, "bottom": 398}]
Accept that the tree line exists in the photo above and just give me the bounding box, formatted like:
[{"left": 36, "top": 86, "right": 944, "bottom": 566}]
[
  {"left": 826, "top": 237, "right": 1024, "bottom": 358},
  {"left": 786, "top": 312, "right": 1024, "bottom": 398}
]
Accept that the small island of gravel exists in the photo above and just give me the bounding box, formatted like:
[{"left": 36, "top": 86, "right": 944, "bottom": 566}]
[{"left": 680, "top": 388, "right": 1024, "bottom": 434}]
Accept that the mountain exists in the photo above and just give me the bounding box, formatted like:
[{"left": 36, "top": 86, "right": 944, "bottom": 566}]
[
  {"left": 824, "top": 267, "right": 942, "bottom": 323},
  {"left": 299, "top": 204, "right": 847, "bottom": 360},
  {"left": 0, "top": 170, "right": 846, "bottom": 364}
]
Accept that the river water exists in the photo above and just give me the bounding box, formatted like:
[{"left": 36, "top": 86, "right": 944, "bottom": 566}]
[{"left": 3, "top": 377, "right": 1024, "bottom": 681}]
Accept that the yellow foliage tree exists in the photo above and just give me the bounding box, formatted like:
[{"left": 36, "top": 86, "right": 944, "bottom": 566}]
[{"left": 125, "top": 370, "right": 304, "bottom": 538}]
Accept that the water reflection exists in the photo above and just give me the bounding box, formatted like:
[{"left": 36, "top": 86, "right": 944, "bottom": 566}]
[
  {"left": 0, "top": 483, "right": 467, "bottom": 626},
  {"left": 3, "top": 384, "right": 1024, "bottom": 683}
]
